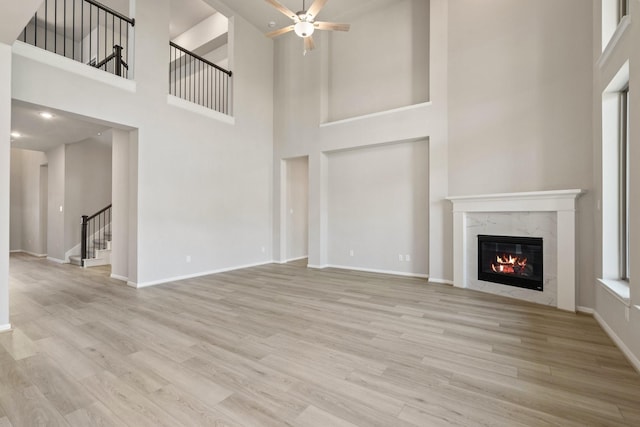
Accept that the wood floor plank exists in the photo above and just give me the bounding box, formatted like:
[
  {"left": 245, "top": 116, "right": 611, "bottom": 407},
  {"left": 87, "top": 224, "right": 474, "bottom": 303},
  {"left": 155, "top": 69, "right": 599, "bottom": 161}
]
[
  {"left": 294, "top": 405, "right": 359, "bottom": 427},
  {"left": 64, "top": 402, "right": 126, "bottom": 427},
  {"left": 0, "top": 385, "right": 70, "bottom": 427},
  {"left": 4, "top": 253, "right": 640, "bottom": 426},
  {"left": 0, "top": 328, "right": 38, "bottom": 361},
  {"left": 80, "top": 371, "right": 181, "bottom": 427},
  {"left": 16, "top": 354, "right": 94, "bottom": 416}
]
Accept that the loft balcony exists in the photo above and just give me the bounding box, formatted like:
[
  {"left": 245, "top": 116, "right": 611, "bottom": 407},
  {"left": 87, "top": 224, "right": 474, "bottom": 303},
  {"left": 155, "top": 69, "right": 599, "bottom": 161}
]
[{"left": 19, "top": 0, "right": 134, "bottom": 78}]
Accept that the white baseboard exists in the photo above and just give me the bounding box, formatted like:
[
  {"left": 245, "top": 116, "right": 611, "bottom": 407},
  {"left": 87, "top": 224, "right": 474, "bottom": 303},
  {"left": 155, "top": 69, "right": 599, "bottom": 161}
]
[
  {"left": 429, "top": 277, "right": 455, "bottom": 285},
  {"left": 285, "top": 256, "right": 308, "bottom": 262},
  {"left": 47, "top": 257, "right": 67, "bottom": 264},
  {"left": 0, "top": 323, "right": 12, "bottom": 333},
  {"left": 594, "top": 311, "right": 640, "bottom": 374},
  {"left": 128, "top": 260, "right": 275, "bottom": 289},
  {"left": 307, "top": 264, "right": 329, "bottom": 269},
  {"left": 577, "top": 306, "right": 595, "bottom": 314},
  {"left": 10, "top": 250, "right": 47, "bottom": 257},
  {"left": 326, "top": 264, "right": 429, "bottom": 279},
  {"left": 110, "top": 274, "right": 128, "bottom": 282}
]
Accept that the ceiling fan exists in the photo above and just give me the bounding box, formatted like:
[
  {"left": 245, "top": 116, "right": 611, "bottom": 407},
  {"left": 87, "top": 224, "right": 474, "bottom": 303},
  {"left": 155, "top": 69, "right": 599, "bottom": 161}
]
[{"left": 264, "top": 0, "right": 350, "bottom": 53}]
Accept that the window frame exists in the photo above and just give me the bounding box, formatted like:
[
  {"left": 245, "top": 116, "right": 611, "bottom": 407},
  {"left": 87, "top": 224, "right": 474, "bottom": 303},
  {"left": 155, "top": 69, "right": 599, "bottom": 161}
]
[
  {"left": 619, "top": 0, "right": 630, "bottom": 22},
  {"left": 619, "top": 86, "right": 630, "bottom": 280}
]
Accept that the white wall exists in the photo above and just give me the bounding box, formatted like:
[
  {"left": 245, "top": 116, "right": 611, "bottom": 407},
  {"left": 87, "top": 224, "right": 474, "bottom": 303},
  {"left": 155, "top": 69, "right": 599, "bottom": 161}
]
[
  {"left": 327, "top": 0, "right": 430, "bottom": 122},
  {"left": 447, "top": 0, "right": 595, "bottom": 306},
  {"left": 285, "top": 156, "right": 308, "bottom": 261},
  {"left": 10, "top": 0, "right": 274, "bottom": 287},
  {"left": 593, "top": 0, "right": 640, "bottom": 369},
  {"left": 9, "top": 150, "right": 23, "bottom": 251},
  {"left": 327, "top": 141, "right": 428, "bottom": 275},
  {"left": 9, "top": 148, "right": 47, "bottom": 255},
  {"left": 46, "top": 144, "right": 65, "bottom": 262},
  {"left": 0, "top": 42, "right": 12, "bottom": 329},
  {"left": 64, "top": 137, "right": 112, "bottom": 256},
  {"left": 273, "top": 0, "right": 450, "bottom": 282},
  {"left": 111, "top": 129, "right": 130, "bottom": 281}
]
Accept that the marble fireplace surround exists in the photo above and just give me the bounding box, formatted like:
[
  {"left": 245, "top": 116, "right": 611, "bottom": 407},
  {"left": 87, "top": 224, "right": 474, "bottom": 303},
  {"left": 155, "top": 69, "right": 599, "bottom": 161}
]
[{"left": 447, "top": 190, "right": 585, "bottom": 312}]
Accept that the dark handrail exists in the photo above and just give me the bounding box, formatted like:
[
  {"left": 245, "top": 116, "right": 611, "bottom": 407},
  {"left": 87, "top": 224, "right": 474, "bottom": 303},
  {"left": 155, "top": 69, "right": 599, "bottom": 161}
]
[
  {"left": 170, "top": 41, "right": 232, "bottom": 77},
  {"left": 94, "top": 46, "right": 129, "bottom": 77},
  {"left": 87, "top": 204, "right": 112, "bottom": 221},
  {"left": 85, "top": 0, "right": 134, "bottom": 26}
]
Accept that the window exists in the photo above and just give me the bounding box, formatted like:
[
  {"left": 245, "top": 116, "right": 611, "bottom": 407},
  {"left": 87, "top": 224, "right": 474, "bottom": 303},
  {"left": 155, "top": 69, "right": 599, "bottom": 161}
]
[{"left": 619, "top": 87, "right": 630, "bottom": 280}]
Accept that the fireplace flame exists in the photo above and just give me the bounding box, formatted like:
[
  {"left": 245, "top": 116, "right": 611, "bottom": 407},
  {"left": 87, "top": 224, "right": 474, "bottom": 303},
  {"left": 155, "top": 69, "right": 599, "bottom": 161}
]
[{"left": 491, "top": 254, "right": 528, "bottom": 275}]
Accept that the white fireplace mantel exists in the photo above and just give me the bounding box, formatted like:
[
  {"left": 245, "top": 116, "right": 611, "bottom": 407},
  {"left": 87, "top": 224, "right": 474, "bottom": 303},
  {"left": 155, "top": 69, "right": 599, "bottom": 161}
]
[{"left": 447, "top": 189, "right": 585, "bottom": 312}]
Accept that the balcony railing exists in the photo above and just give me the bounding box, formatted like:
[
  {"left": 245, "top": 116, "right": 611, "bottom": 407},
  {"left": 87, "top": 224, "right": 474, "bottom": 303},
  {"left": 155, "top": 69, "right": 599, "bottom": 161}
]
[
  {"left": 169, "top": 42, "right": 232, "bottom": 115},
  {"left": 20, "top": 0, "right": 135, "bottom": 79}
]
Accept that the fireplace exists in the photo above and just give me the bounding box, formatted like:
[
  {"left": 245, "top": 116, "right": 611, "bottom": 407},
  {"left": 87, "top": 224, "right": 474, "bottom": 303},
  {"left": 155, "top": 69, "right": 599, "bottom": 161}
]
[{"left": 477, "top": 235, "right": 543, "bottom": 291}]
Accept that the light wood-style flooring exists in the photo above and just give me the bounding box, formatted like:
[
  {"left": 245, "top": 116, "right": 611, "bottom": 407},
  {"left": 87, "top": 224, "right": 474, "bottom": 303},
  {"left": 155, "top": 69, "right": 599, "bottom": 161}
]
[{"left": 2, "top": 253, "right": 640, "bottom": 426}]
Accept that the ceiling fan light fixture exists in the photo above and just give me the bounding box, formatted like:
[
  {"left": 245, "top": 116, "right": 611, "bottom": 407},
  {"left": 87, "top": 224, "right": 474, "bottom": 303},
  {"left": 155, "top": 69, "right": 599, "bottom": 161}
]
[{"left": 294, "top": 21, "right": 315, "bottom": 37}]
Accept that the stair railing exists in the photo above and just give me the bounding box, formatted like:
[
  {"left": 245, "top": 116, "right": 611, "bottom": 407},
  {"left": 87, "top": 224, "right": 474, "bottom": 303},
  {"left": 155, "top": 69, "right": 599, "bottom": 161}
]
[
  {"left": 20, "top": 0, "right": 135, "bottom": 79},
  {"left": 169, "top": 41, "right": 233, "bottom": 115},
  {"left": 81, "top": 204, "right": 112, "bottom": 267}
]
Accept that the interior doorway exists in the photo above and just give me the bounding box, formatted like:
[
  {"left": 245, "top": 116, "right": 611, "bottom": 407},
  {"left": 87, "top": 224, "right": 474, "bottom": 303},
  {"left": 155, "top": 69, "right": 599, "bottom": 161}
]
[{"left": 284, "top": 156, "right": 309, "bottom": 262}]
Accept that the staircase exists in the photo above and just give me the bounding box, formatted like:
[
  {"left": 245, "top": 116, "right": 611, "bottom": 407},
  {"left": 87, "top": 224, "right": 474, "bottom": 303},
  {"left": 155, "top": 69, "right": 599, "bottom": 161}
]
[
  {"left": 70, "top": 232, "right": 112, "bottom": 267},
  {"left": 70, "top": 204, "right": 112, "bottom": 268}
]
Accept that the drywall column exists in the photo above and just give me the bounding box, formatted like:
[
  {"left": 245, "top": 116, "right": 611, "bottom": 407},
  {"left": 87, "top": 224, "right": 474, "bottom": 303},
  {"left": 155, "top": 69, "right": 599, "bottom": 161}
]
[
  {"left": 428, "top": 0, "right": 451, "bottom": 283},
  {"left": 0, "top": 43, "right": 12, "bottom": 331},
  {"left": 111, "top": 129, "right": 129, "bottom": 281},
  {"left": 126, "top": 130, "right": 138, "bottom": 286},
  {"left": 307, "top": 152, "right": 328, "bottom": 268}
]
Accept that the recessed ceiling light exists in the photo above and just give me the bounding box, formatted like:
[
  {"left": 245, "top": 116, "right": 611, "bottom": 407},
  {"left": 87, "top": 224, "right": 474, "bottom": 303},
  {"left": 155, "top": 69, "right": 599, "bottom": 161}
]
[
  {"left": 39, "top": 112, "right": 54, "bottom": 119},
  {"left": 97, "top": 132, "right": 102, "bottom": 136},
  {"left": 268, "top": 21, "right": 276, "bottom": 28},
  {"left": 10, "top": 131, "right": 21, "bottom": 138}
]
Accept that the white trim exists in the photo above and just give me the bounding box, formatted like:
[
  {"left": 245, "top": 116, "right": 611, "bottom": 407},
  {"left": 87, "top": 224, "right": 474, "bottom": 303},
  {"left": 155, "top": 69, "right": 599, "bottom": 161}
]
[
  {"left": 285, "top": 256, "right": 308, "bottom": 262},
  {"left": 10, "top": 250, "right": 47, "bottom": 257},
  {"left": 447, "top": 189, "right": 585, "bottom": 212},
  {"left": 110, "top": 274, "right": 128, "bottom": 282},
  {"left": 128, "top": 260, "right": 275, "bottom": 289},
  {"left": 167, "top": 95, "right": 235, "bottom": 125},
  {"left": 326, "top": 264, "right": 429, "bottom": 279},
  {"left": 319, "top": 102, "right": 432, "bottom": 128},
  {"left": 13, "top": 41, "right": 137, "bottom": 93},
  {"left": 47, "top": 257, "right": 67, "bottom": 264},
  {"left": 429, "top": 277, "right": 455, "bottom": 285},
  {"left": 597, "top": 15, "right": 632, "bottom": 69},
  {"left": 597, "top": 278, "right": 631, "bottom": 305},
  {"left": 577, "top": 306, "right": 595, "bottom": 314},
  {"left": 594, "top": 311, "right": 640, "bottom": 374},
  {"left": 0, "top": 324, "right": 12, "bottom": 333},
  {"left": 307, "top": 264, "right": 329, "bottom": 269}
]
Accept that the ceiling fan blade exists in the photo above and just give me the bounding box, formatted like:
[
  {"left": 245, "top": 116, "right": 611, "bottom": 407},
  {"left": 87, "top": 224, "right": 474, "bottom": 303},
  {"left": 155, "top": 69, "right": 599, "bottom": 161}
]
[
  {"left": 264, "top": 0, "right": 298, "bottom": 20},
  {"left": 304, "top": 36, "right": 316, "bottom": 51},
  {"left": 306, "top": 0, "right": 328, "bottom": 20},
  {"left": 314, "top": 21, "right": 350, "bottom": 32},
  {"left": 266, "top": 25, "right": 295, "bottom": 38}
]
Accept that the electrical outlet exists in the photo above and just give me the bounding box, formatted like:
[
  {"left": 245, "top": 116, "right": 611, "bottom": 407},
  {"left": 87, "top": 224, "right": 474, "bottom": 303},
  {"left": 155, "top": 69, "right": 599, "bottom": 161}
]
[
  {"left": 349, "top": 249, "right": 354, "bottom": 257},
  {"left": 398, "top": 254, "right": 404, "bottom": 261},
  {"left": 186, "top": 255, "right": 191, "bottom": 263},
  {"left": 406, "top": 254, "right": 411, "bottom": 262},
  {"left": 261, "top": 246, "right": 266, "bottom": 253}
]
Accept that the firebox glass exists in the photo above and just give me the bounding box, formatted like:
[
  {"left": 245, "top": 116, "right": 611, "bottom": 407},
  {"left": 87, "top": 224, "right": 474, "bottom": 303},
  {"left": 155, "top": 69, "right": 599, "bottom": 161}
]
[{"left": 477, "top": 235, "right": 543, "bottom": 291}]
